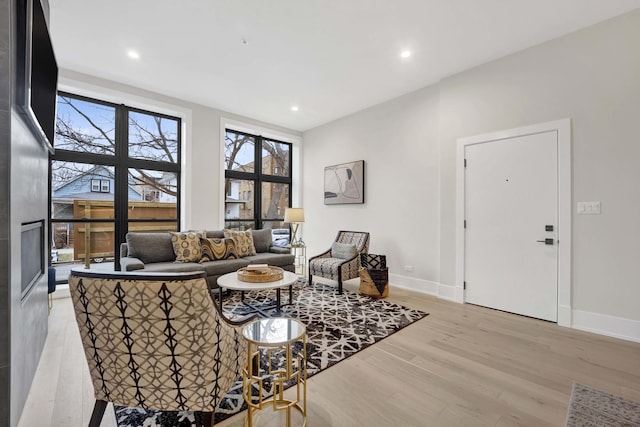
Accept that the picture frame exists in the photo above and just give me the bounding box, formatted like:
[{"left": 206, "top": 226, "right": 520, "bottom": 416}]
[{"left": 324, "top": 160, "right": 365, "bottom": 204}]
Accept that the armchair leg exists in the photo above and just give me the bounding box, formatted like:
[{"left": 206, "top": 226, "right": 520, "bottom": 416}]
[
  {"left": 88, "top": 400, "right": 107, "bottom": 427},
  {"left": 308, "top": 274, "right": 313, "bottom": 285},
  {"left": 338, "top": 278, "right": 343, "bottom": 294},
  {"left": 202, "top": 411, "right": 214, "bottom": 427}
]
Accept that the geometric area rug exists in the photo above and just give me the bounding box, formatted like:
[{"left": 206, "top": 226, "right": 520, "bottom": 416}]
[
  {"left": 565, "top": 382, "right": 640, "bottom": 427},
  {"left": 114, "top": 280, "right": 428, "bottom": 427}
]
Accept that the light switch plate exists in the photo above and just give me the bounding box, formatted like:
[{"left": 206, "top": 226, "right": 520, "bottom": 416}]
[{"left": 577, "top": 201, "right": 601, "bottom": 215}]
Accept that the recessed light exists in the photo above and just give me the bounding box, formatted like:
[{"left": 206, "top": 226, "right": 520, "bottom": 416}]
[
  {"left": 127, "top": 50, "right": 140, "bottom": 59},
  {"left": 291, "top": 106, "right": 299, "bottom": 112},
  {"left": 400, "top": 50, "right": 411, "bottom": 59}
]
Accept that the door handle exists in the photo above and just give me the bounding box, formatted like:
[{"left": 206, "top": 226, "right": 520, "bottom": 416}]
[{"left": 536, "top": 238, "right": 554, "bottom": 245}]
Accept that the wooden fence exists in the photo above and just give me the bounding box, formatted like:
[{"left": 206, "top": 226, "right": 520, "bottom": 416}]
[{"left": 72, "top": 200, "right": 177, "bottom": 263}]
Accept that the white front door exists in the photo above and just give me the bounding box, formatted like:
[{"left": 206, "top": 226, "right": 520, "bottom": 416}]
[{"left": 464, "top": 131, "right": 558, "bottom": 321}]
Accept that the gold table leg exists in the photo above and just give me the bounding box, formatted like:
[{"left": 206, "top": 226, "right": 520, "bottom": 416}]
[{"left": 243, "top": 334, "right": 307, "bottom": 426}]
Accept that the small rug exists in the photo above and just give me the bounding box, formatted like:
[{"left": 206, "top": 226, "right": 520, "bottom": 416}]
[
  {"left": 115, "top": 281, "right": 428, "bottom": 427},
  {"left": 565, "top": 382, "right": 640, "bottom": 427}
]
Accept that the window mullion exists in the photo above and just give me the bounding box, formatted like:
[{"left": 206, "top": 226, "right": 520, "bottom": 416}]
[
  {"left": 51, "top": 150, "right": 117, "bottom": 166},
  {"left": 225, "top": 170, "right": 258, "bottom": 180},
  {"left": 255, "top": 136, "right": 262, "bottom": 229},
  {"left": 114, "top": 105, "right": 128, "bottom": 270}
]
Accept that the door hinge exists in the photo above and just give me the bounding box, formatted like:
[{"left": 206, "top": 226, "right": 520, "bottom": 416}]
[
  {"left": 463, "top": 281, "right": 466, "bottom": 290},
  {"left": 464, "top": 158, "right": 467, "bottom": 168},
  {"left": 464, "top": 220, "right": 467, "bottom": 229}
]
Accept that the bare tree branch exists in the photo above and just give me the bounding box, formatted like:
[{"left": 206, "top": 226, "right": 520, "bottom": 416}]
[{"left": 55, "top": 97, "right": 178, "bottom": 197}]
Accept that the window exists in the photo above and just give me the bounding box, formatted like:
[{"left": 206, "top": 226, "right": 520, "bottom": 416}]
[
  {"left": 50, "top": 92, "right": 181, "bottom": 276},
  {"left": 224, "top": 129, "right": 292, "bottom": 230},
  {"left": 90, "top": 179, "right": 110, "bottom": 193}
]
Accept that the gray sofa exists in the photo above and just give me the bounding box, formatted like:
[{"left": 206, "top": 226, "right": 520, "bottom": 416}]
[{"left": 120, "top": 229, "right": 295, "bottom": 289}]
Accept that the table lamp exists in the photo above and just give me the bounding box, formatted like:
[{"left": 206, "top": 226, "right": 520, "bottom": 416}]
[{"left": 284, "top": 208, "right": 305, "bottom": 247}]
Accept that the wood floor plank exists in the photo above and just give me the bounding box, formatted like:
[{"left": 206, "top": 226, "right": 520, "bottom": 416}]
[{"left": 49, "top": 321, "right": 86, "bottom": 427}]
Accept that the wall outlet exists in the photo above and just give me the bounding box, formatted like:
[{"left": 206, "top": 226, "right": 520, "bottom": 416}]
[{"left": 404, "top": 265, "right": 413, "bottom": 272}]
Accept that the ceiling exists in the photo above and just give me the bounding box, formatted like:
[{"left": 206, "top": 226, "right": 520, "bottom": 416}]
[{"left": 49, "top": 0, "right": 640, "bottom": 132}]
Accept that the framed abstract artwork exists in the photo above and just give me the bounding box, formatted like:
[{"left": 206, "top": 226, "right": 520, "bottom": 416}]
[{"left": 324, "top": 160, "right": 365, "bottom": 204}]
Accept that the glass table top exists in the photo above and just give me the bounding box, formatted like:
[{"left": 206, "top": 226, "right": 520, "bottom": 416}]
[{"left": 242, "top": 317, "right": 306, "bottom": 346}]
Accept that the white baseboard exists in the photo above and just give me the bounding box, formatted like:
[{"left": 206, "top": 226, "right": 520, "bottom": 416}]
[
  {"left": 558, "top": 304, "right": 572, "bottom": 328},
  {"left": 390, "top": 275, "right": 640, "bottom": 343},
  {"left": 435, "top": 282, "right": 460, "bottom": 302},
  {"left": 571, "top": 309, "right": 640, "bottom": 343},
  {"left": 389, "top": 274, "right": 460, "bottom": 301},
  {"left": 389, "top": 273, "right": 438, "bottom": 295}
]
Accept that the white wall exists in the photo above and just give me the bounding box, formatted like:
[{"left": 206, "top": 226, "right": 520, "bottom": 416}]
[
  {"left": 303, "top": 86, "right": 442, "bottom": 294},
  {"left": 58, "top": 69, "right": 302, "bottom": 230},
  {"left": 438, "top": 9, "right": 640, "bottom": 327},
  {"left": 302, "top": 9, "right": 640, "bottom": 340}
]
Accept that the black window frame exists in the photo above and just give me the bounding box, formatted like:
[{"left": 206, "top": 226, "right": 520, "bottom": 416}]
[
  {"left": 224, "top": 129, "right": 292, "bottom": 230},
  {"left": 50, "top": 91, "right": 182, "bottom": 272}
]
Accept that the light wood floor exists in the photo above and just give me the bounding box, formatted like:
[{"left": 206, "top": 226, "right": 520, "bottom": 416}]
[{"left": 18, "top": 281, "right": 640, "bottom": 427}]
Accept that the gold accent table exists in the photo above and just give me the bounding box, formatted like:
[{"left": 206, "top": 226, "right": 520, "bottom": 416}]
[{"left": 242, "top": 318, "right": 307, "bottom": 427}]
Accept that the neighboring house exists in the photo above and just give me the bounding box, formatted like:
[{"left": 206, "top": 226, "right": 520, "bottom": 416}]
[
  {"left": 225, "top": 154, "right": 286, "bottom": 222},
  {"left": 225, "top": 179, "right": 248, "bottom": 219},
  {"left": 51, "top": 165, "right": 143, "bottom": 247},
  {"left": 134, "top": 171, "right": 177, "bottom": 203},
  {"left": 52, "top": 165, "right": 143, "bottom": 218},
  {"left": 157, "top": 172, "right": 177, "bottom": 203}
]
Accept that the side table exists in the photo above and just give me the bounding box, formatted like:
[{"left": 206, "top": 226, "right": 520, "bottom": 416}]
[
  {"left": 217, "top": 271, "right": 299, "bottom": 316},
  {"left": 290, "top": 244, "right": 306, "bottom": 278},
  {"left": 242, "top": 317, "right": 307, "bottom": 427}
]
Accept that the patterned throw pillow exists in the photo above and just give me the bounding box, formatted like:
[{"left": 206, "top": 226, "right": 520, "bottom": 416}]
[
  {"left": 199, "top": 237, "right": 239, "bottom": 263},
  {"left": 223, "top": 229, "right": 257, "bottom": 257},
  {"left": 169, "top": 231, "right": 206, "bottom": 262}
]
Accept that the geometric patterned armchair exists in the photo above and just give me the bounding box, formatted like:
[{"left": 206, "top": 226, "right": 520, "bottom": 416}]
[
  {"left": 69, "top": 270, "right": 252, "bottom": 427},
  {"left": 308, "top": 231, "right": 370, "bottom": 294}
]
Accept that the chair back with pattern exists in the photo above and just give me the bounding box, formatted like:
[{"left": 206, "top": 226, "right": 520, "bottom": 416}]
[
  {"left": 336, "top": 231, "right": 370, "bottom": 255},
  {"left": 69, "top": 270, "right": 246, "bottom": 413}
]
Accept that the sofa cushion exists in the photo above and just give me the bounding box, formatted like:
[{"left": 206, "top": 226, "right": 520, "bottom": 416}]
[
  {"left": 224, "top": 229, "right": 257, "bottom": 257},
  {"left": 252, "top": 228, "right": 272, "bottom": 253},
  {"left": 199, "top": 237, "right": 238, "bottom": 262},
  {"left": 200, "top": 258, "right": 250, "bottom": 276},
  {"left": 243, "top": 253, "right": 295, "bottom": 267},
  {"left": 121, "top": 257, "right": 145, "bottom": 272},
  {"left": 331, "top": 242, "right": 358, "bottom": 260},
  {"left": 140, "top": 261, "right": 205, "bottom": 273},
  {"left": 126, "top": 233, "right": 175, "bottom": 264},
  {"left": 170, "top": 231, "right": 206, "bottom": 262}
]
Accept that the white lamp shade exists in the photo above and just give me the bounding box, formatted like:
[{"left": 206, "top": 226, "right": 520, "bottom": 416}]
[{"left": 284, "top": 208, "right": 305, "bottom": 223}]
